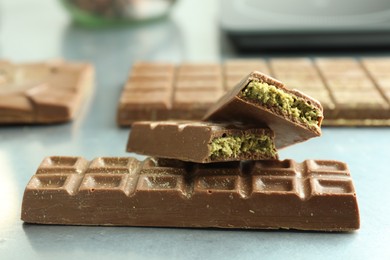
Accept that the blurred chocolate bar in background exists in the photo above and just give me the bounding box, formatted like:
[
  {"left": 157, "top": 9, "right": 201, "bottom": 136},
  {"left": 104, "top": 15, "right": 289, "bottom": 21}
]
[
  {"left": 117, "top": 58, "right": 390, "bottom": 126},
  {"left": 0, "top": 60, "right": 94, "bottom": 124}
]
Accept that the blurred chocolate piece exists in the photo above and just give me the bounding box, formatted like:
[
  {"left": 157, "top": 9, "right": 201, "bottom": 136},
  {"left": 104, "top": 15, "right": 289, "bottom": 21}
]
[
  {"left": 204, "top": 71, "right": 323, "bottom": 149},
  {"left": 172, "top": 64, "right": 224, "bottom": 120},
  {"left": 0, "top": 60, "right": 94, "bottom": 124},
  {"left": 315, "top": 58, "right": 389, "bottom": 124},
  {"left": 361, "top": 58, "right": 390, "bottom": 125},
  {"left": 127, "top": 120, "right": 277, "bottom": 163},
  {"left": 117, "top": 62, "right": 174, "bottom": 124},
  {"left": 21, "top": 156, "right": 360, "bottom": 231},
  {"left": 117, "top": 59, "right": 390, "bottom": 126}
]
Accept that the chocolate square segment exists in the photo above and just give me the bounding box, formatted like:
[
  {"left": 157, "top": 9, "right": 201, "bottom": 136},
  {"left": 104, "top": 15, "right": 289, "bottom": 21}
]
[
  {"left": 195, "top": 176, "right": 238, "bottom": 191},
  {"left": 312, "top": 179, "right": 354, "bottom": 194},
  {"left": 29, "top": 174, "right": 68, "bottom": 190},
  {"left": 137, "top": 175, "right": 184, "bottom": 191},
  {"left": 80, "top": 174, "right": 129, "bottom": 192},
  {"left": 27, "top": 174, "right": 82, "bottom": 196},
  {"left": 306, "top": 160, "right": 348, "bottom": 174},
  {"left": 86, "top": 157, "right": 140, "bottom": 174},
  {"left": 36, "top": 156, "right": 89, "bottom": 174},
  {"left": 251, "top": 160, "right": 297, "bottom": 176},
  {"left": 253, "top": 176, "right": 296, "bottom": 193}
]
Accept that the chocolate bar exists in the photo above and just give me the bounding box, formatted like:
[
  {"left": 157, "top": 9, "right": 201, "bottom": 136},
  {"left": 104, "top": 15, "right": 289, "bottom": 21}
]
[
  {"left": 0, "top": 60, "right": 94, "bottom": 124},
  {"left": 204, "top": 71, "right": 323, "bottom": 149},
  {"left": 127, "top": 121, "right": 277, "bottom": 163},
  {"left": 117, "top": 58, "right": 390, "bottom": 126},
  {"left": 21, "top": 156, "right": 360, "bottom": 231}
]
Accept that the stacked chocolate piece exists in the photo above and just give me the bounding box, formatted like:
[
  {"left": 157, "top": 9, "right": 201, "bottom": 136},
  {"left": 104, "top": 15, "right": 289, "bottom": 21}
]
[
  {"left": 124, "top": 71, "right": 359, "bottom": 231},
  {"left": 21, "top": 71, "right": 360, "bottom": 231}
]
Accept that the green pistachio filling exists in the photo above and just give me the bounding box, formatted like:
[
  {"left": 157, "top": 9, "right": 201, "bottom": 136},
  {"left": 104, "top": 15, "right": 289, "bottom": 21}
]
[
  {"left": 241, "top": 81, "right": 321, "bottom": 128},
  {"left": 209, "top": 134, "right": 276, "bottom": 159}
]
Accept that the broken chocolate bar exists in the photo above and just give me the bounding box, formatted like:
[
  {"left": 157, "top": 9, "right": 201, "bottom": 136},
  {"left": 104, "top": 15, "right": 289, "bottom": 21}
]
[
  {"left": 204, "top": 71, "right": 323, "bottom": 149},
  {"left": 0, "top": 60, "right": 94, "bottom": 124},
  {"left": 117, "top": 59, "right": 390, "bottom": 126},
  {"left": 21, "top": 156, "right": 360, "bottom": 231},
  {"left": 127, "top": 121, "right": 277, "bottom": 163}
]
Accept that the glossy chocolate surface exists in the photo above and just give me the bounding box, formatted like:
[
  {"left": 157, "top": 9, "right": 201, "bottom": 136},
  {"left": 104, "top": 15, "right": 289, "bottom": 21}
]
[
  {"left": 21, "top": 156, "right": 360, "bottom": 231},
  {"left": 127, "top": 120, "right": 277, "bottom": 163}
]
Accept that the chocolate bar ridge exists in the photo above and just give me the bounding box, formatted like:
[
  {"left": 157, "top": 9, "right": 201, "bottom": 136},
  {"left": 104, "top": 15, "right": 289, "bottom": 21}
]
[
  {"left": 127, "top": 121, "right": 277, "bottom": 163},
  {"left": 21, "top": 156, "right": 360, "bottom": 231},
  {"left": 204, "top": 71, "right": 323, "bottom": 149}
]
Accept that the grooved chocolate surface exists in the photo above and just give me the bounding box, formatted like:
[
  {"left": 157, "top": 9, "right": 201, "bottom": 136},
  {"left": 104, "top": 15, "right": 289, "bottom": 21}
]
[
  {"left": 117, "top": 58, "right": 390, "bottom": 126},
  {"left": 0, "top": 60, "right": 94, "bottom": 124},
  {"left": 21, "top": 156, "right": 360, "bottom": 231},
  {"left": 127, "top": 121, "right": 277, "bottom": 163}
]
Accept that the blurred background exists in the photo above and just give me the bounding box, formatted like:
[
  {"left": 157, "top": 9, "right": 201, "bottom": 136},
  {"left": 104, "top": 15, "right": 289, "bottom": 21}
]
[
  {"left": 2, "top": 0, "right": 390, "bottom": 61},
  {"left": 0, "top": 0, "right": 220, "bottom": 62},
  {"left": 1, "top": 1, "right": 390, "bottom": 259}
]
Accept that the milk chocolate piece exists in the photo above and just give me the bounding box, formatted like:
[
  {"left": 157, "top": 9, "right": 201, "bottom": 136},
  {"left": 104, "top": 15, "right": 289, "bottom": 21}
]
[
  {"left": 204, "top": 71, "right": 323, "bottom": 149},
  {"left": 127, "top": 121, "right": 277, "bottom": 163},
  {"left": 21, "top": 156, "right": 360, "bottom": 231},
  {"left": 0, "top": 60, "right": 94, "bottom": 124}
]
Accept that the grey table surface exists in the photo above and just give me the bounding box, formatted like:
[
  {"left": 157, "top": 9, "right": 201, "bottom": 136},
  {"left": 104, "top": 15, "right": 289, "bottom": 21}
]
[{"left": 1, "top": 0, "right": 390, "bottom": 259}]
